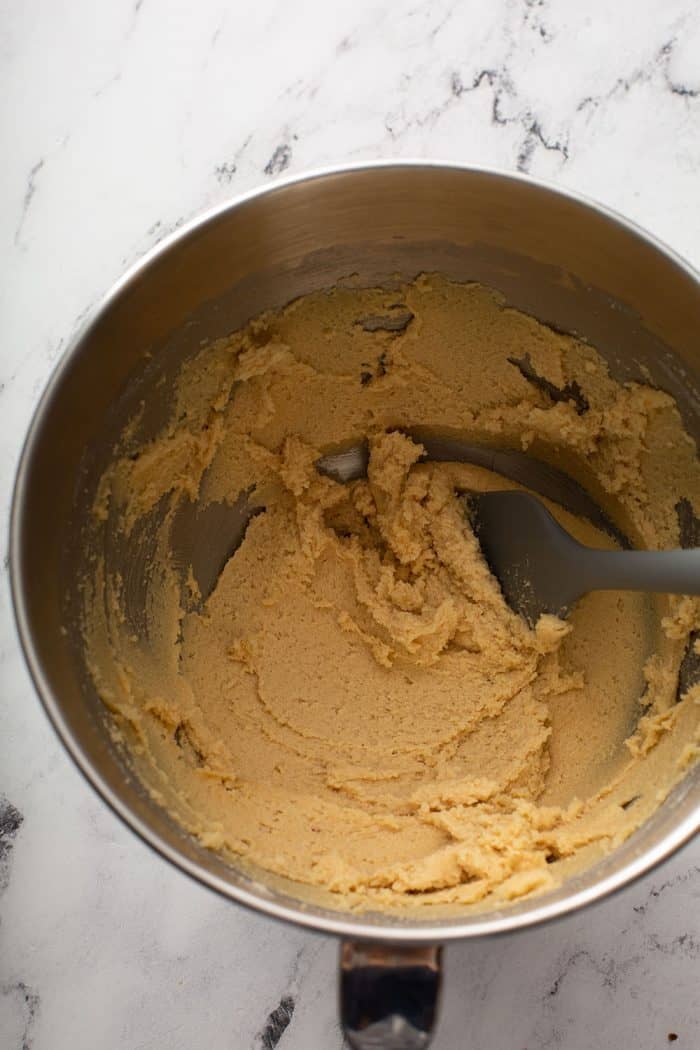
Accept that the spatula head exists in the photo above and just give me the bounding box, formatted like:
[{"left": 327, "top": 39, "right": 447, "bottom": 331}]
[{"left": 469, "top": 490, "right": 585, "bottom": 625}]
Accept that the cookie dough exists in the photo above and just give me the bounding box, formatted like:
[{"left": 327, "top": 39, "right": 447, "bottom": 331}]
[{"left": 83, "top": 276, "right": 700, "bottom": 911}]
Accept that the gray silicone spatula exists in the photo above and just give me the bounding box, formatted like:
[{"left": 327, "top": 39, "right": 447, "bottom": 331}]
[
  {"left": 470, "top": 490, "right": 700, "bottom": 624},
  {"left": 315, "top": 437, "right": 700, "bottom": 625}
]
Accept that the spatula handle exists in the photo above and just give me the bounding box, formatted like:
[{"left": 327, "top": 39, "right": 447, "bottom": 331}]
[{"left": 578, "top": 547, "right": 700, "bottom": 597}]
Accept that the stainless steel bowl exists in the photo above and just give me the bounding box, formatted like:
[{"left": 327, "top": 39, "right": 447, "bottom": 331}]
[{"left": 11, "top": 163, "right": 700, "bottom": 1048}]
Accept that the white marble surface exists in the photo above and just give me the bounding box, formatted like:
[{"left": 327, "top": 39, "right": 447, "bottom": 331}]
[{"left": 2, "top": 0, "right": 700, "bottom": 1047}]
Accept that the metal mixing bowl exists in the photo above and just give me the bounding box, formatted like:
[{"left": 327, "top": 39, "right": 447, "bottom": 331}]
[{"left": 10, "top": 163, "right": 700, "bottom": 1048}]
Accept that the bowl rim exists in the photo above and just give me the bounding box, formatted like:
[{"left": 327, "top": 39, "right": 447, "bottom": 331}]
[{"left": 10, "top": 159, "right": 700, "bottom": 942}]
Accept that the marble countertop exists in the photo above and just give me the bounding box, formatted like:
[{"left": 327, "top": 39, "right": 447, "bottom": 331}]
[{"left": 2, "top": 1, "right": 700, "bottom": 1047}]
